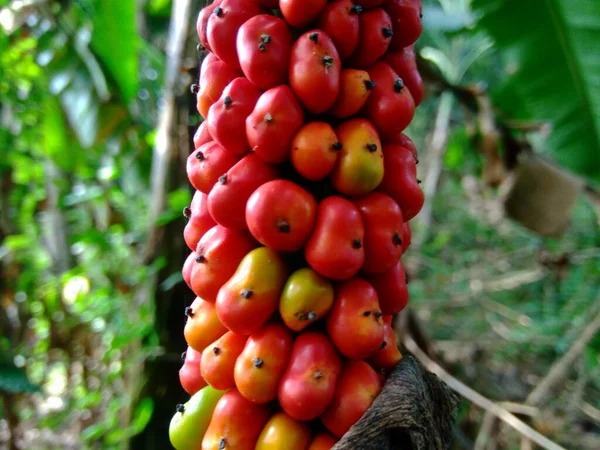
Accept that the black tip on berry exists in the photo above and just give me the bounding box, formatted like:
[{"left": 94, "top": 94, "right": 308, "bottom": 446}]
[
  {"left": 277, "top": 219, "right": 291, "bottom": 233},
  {"left": 185, "top": 306, "right": 194, "bottom": 317},
  {"left": 394, "top": 78, "right": 405, "bottom": 93},
  {"left": 364, "top": 79, "right": 376, "bottom": 90},
  {"left": 382, "top": 27, "right": 394, "bottom": 38},
  {"left": 350, "top": 5, "right": 363, "bottom": 13},
  {"left": 380, "top": 340, "right": 388, "bottom": 349},
  {"left": 181, "top": 351, "right": 187, "bottom": 362},
  {"left": 190, "top": 83, "right": 199, "bottom": 94},
  {"left": 363, "top": 310, "right": 372, "bottom": 317},
  {"left": 213, "top": 6, "right": 223, "bottom": 17},
  {"left": 223, "top": 96, "right": 233, "bottom": 107},
  {"left": 264, "top": 113, "right": 274, "bottom": 123},
  {"left": 196, "top": 254, "right": 207, "bottom": 263},
  {"left": 307, "top": 311, "right": 317, "bottom": 320},
  {"left": 195, "top": 151, "right": 205, "bottom": 160},
  {"left": 241, "top": 289, "right": 253, "bottom": 299},
  {"left": 417, "top": 179, "right": 422, "bottom": 184},
  {"left": 197, "top": 44, "right": 204, "bottom": 54},
  {"left": 252, "top": 357, "right": 264, "bottom": 368},
  {"left": 218, "top": 174, "right": 228, "bottom": 184},
  {"left": 352, "top": 238, "right": 362, "bottom": 249},
  {"left": 183, "top": 206, "right": 192, "bottom": 218},
  {"left": 219, "top": 438, "right": 227, "bottom": 450},
  {"left": 176, "top": 404, "right": 185, "bottom": 413},
  {"left": 322, "top": 55, "right": 334, "bottom": 67},
  {"left": 375, "top": 311, "right": 383, "bottom": 318},
  {"left": 393, "top": 232, "right": 403, "bottom": 246},
  {"left": 331, "top": 142, "right": 343, "bottom": 151},
  {"left": 213, "top": 346, "right": 221, "bottom": 355},
  {"left": 308, "top": 32, "right": 319, "bottom": 43},
  {"left": 258, "top": 34, "right": 271, "bottom": 52},
  {"left": 366, "top": 143, "right": 378, "bottom": 152}
]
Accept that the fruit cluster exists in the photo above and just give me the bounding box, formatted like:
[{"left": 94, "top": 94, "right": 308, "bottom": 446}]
[{"left": 171, "top": 0, "right": 424, "bottom": 448}]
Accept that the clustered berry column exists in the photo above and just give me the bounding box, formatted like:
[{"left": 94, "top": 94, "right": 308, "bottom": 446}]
[{"left": 172, "top": 0, "right": 425, "bottom": 449}]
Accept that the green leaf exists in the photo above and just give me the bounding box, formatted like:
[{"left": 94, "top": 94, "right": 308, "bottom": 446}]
[
  {"left": 472, "top": 0, "right": 600, "bottom": 180},
  {"left": 90, "top": 0, "right": 139, "bottom": 103}
]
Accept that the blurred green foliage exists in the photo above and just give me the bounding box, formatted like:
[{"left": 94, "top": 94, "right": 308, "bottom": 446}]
[{"left": 0, "top": 0, "right": 598, "bottom": 449}]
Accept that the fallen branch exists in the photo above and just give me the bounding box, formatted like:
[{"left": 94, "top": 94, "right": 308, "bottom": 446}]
[{"left": 404, "top": 335, "right": 566, "bottom": 450}]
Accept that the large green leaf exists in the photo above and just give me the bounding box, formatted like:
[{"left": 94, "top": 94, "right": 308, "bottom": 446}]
[
  {"left": 472, "top": 0, "right": 600, "bottom": 180},
  {"left": 90, "top": 0, "right": 139, "bottom": 103}
]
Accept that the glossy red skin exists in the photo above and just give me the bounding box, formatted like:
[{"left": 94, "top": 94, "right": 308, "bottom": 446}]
[
  {"left": 348, "top": 8, "right": 393, "bottom": 69},
  {"left": 193, "top": 121, "right": 213, "bottom": 149},
  {"left": 320, "top": 360, "right": 382, "bottom": 438},
  {"left": 317, "top": 0, "right": 360, "bottom": 60},
  {"left": 199, "top": 53, "right": 219, "bottom": 81},
  {"left": 202, "top": 389, "right": 270, "bottom": 450},
  {"left": 354, "top": 0, "right": 385, "bottom": 7},
  {"left": 330, "top": 69, "right": 373, "bottom": 119},
  {"left": 201, "top": 331, "right": 248, "bottom": 390},
  {"left": 182, "top": 251, "right": 196, "bottom": 289},
  {"left": 290, "top": 122, "right": 340, "bottom": 181},
  {"left": 187, "top": 142, "right": 241, "bottom": 194},
  {"left": 367, "top": 259, "right": 409, "bottom": 315},
  {"left": 279, "top": 0, "right": 327, "bottom": 28},
  {"left": 197, "top": 58, "right": 243, "bottom": 120},
  {"left": 383, "top": 131, "right": 418, "bottom": 160},
  {"left": 384, "top": 0, "right": 423, "bottom": 50},
  {"left": 305, "top": 196, "right": 365, "bottom": 280},
  {"left": 207, "top": 78, "right": 261, "bottom": 155},
  {"left": 206, "top": 0, "right": 264, "bottom": 69},
  {"left": 383, "top": 46, "right": 424, "bottom": 106},
  {"left": 355, "top": 193, "right": 404, "bottom": 274},
  {"left": 246, "top": 180, "right": 317, "bottom": 252},
  {"left": 308, "top": 433, "right": 338, "bottom": 450},
  {"left": 378, "top": 144, "right": 424, "bottom": 220},
  {"left": 237, "top": 15, "right": 293, "bottom": 90},
  {"left": 278, "top": 331, "right": 343, "bottom": 421},
  {"left": 180, "top": 347, "right": 207, "bottom": 395},
  {"left": 207, "top": 154, "right": 279, "bottom": 229},
  {"left": 184, "top": 191, "right": 216, "bottom": 251},
  {"left": 365, "top": 62, "right": 415, "bottom": 138},
  {"left": 234, "top": 323, "right": 293, "bottom": 404},
  {"left": 246, "top": 85, "right": 304, "bottom": 164},
  {"left": 402, "top": 222, "right": 412, "bottom": 253},
  {"left": 370, "top": 316, "right": 402, "bottom": 370},
  {"left": 197, "top": 2, "right": 220, "bottom": 51},
  {"left": 289, "top": 30, "right": 341, "bottom": 114},
  {"left": 326, "top": 278, "right": 384, "bottom": 359},
  {"left": 190, "top": 225, "right": 257, "bottom": 302}
]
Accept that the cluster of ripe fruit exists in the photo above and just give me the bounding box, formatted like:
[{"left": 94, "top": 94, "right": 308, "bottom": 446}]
[{"left": 170, "top": 0, "right": 424, "bottom": 448}]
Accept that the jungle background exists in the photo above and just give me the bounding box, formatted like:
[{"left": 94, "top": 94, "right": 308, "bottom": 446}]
[{"left": 0, "top": 0, "right": 599, "bottom": 449}]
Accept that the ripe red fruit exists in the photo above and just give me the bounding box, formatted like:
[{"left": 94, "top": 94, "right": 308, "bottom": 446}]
[
  {"left": 355, "top": 193, "right": 404, "bottom": 274},
  {"left": 202, "top": 389, "right": 270, "bottom": 450},
  {"left": 354, "top": 0, "right": 385, "bottom": 7},
  {"left": 207, "top": 78, "right": 261, "bottom": 156},
  {"left": 279, "top": 0, "right": 327, "bottom": 28},
  {"left": 201, "top": 331, "right": 248, "bottom": 390},
  {"left": 196, "top": 2, "right": 220, "bottom": 52},
  {"left": 246, "top": 180, "right": 317, "bottom": 252},
  {"left": 378, "top": 144, "right": 424, "bottom": 220},
  {"left": 384, "top": 46, "right": 425, "bottom": 106},
  {"left": 179, "top": 346, "right": 207, "bottom": 395},
  {"left": 184, "top": 191, "right": 216, "bottom": 251},
  {"left": 278, "top": 331, "right": 343, "bottom": 421},
  {"left": 370, "top": 316, "right": 402, "bottom": 370},
  {"left": 367, "top": 259, "right": 409, "bottom": 315},
  {"left": 384, "top": 0, "right": 423, "bottom": 50},
  {"left": 184, "top": 297, "right": 228, "bottom": 353},
  {"left": 402, "top": 222, "right": 412, "bottom": 253},
  {"left": 326, "top": 278, "right": 384, "bottom": 359},
  {"left": 234, "top": 323, "right": 293, "bottom": 404},
  {"left": 237, "top": 15, "right": 293, "bottom": 90},
  {"left": 290, "top": 122, "right": 340, "bottom": 181},
  {"left": 289, "top": 31, "right": 341, "bottom": 114},
  {"left": 197, "top": 58, "right": 242, "bottom": 120},
  {"left": 182, "top": 251, "right": 196, "bottom": 289},
  {"left": 305, "top": 196, "right": 365, "bottom": 280},
  {"left": 187, "top": 142, "right": 240, "bottom": 194},
  {"left": 383, "top": 131, "right": 419, "bottom": 160},
  {"left": 348, "top": 8, "right": 393, "bottom": 68},
  {"left": 365, "top": 62, "right": 415, "bottom": 137},
  {"left": 207, "top": 154, "right": 279, "bottom": 229},
  {"left": 206, "top": 0, "right": 263, "bottom": 69},
  {"left": 320, "top": 360, "right": 382, "bottom": 438},
  {"left": 193, "top": 121, "right": 213, "bottom": 149},
  {"left": 190, "top": 225, "right": 257, "bottom": 302},
  {"left": 317, "top": 0, "right": 361, "bottom": 60},
  {"left": 330, "top": 69, "right": 374, "bottom": 119},
  {"left": 199, "top": 52, "right": 218, "bottom": 80},
  {"left": 246, "top": 85, "right": 304, "bottom": 164}
]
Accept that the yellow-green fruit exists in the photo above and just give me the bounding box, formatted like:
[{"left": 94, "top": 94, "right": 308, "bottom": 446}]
[
  {"left": 169, "top": 385, "right": 226, "bottom": 450},
  {"left": 279, "top": 268, "right": 334, "bottom": 332},
  {"left": 255, "top": 412, "right": 311, "bottom": 450}
]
